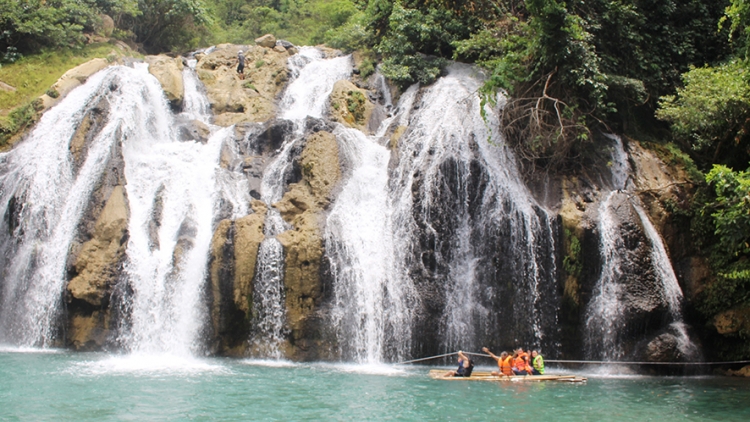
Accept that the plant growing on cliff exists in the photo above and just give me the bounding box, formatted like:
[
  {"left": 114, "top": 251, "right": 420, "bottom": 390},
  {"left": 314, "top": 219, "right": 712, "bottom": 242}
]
[
  {"left": 693, "top": 165, "right": 750, "bottom": 317},
  {"left": 657, "top": 60, "right": 750, "bottom": 170}
]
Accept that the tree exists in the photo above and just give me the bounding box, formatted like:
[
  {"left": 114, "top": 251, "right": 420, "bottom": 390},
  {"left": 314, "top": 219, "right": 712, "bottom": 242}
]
[{"left": 657, "top": 61, "right": 750, "bottom": 170}]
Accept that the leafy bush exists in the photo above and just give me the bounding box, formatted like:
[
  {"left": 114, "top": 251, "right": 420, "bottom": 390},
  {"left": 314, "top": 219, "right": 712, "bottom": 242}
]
[
  {"left": 375, "top": 2, "right": 475, "bottom": 88},
  {"left": 657, "top": 61, "right": 750, "bottom": 170},
  {"left": 692, "top": 165, "right": 750, "bottom": 317}
]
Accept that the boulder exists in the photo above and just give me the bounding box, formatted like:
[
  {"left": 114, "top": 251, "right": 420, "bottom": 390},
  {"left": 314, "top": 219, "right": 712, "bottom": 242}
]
[
  {"left": 145, "top": 55, "right": 185, "bottom": 110},
  {"left": 255, "top": 34, "right": 277, "bottom": 48},
  {"left": 726, "top": 365, "right": 750, "bottom": 377},
  {"left": 0, "top": 80, "right": 15, "bottom": 92},
  {"left": 643, "top": 332, "right": 682, "bottom": 362},
  {"left": 178, "top": 119, "right": 211, "bottom": 144},
  {"left": 97, "top": 14, "right": 115, "bottom": 37},
  {"left": 329, "top": 80, "right": 375, "bottom": 134},
  {"left": 713, "top": 308, "right": 750, "bottom": 335},
  {"left": 40, "top": 58, "right": 110, "bottom": 110}
]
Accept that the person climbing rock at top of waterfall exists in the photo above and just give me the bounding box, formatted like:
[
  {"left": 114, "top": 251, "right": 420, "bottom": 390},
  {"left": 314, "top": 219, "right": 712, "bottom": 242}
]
[
  {"left": 444, "top": 351, "right": 474, "bottom": 377},
  {"left": 237, "top": 50, "right": 246, "bottom": 79},
  {"left": 482, "top": 347, "right": 513, "bottom": 376},
  {"left": 531, "top": 350, "right": 545, "bottom": 375}
]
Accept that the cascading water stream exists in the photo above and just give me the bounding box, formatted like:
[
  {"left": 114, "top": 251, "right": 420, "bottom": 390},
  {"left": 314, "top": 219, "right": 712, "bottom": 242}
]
[
  {"left": 585, "top": 135, "right": 698, "bottom": 361},
  {"left": 249, "top": 47, "right": 351, "bottom": 357},
  {"left": 111, "top": 63, "right": 241, "bottom": 357},
  {"left": 387, "top": 65, "right": 558, "bottom": 354},
  {"left": 0, "top": 67, "right": 142, "bottom": 347},
  {"left": 328, "top": 64, "right": 559, "bottom": 362}
]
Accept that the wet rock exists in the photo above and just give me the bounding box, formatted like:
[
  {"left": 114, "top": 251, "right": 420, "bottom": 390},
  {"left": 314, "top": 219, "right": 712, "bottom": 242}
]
[
  {"left": 145, "top": 55, "right": 185, "bottom": 110},
  {"left": 67, "top": 186, "right": 129, "bottom": 308},
  {"left": 208, "top": 201, "right": 267, "bottom": 355},
  {"left": 642, "top": 332, "right": 682, "bottom": 362},
  {"left": 277, "top": 40, "right": 295, "bottom": 49},
  {"left": 328, "top": 80, "right": 375, "bottom": 134},
  {"left": 726, "top": 365, "right": 750, "bottom": 377},
  {"left": 274, "top": 130, "right": 340, "bottom": 360},
  {"left": 179, "top": 119, "right": 211, "bottom": 144}
]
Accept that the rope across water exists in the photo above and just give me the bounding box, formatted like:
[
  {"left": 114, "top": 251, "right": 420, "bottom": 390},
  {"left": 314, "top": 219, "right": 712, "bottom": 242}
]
[{"left": 396, "top": 351, "right": 750, "bottom": 366}]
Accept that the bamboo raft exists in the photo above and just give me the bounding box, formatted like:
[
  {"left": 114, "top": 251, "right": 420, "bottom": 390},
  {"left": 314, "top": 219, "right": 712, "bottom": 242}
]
[{"left": 429, "top": 370, "right": 587, "bottom": 383}]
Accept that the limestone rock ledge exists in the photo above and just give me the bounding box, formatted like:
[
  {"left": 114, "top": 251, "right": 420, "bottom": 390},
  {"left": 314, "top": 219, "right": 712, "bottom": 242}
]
[
  {"left": 275, "top": 130, "right": 341, "bottom": 360},
  {"left": 196, "top": 43, "right": 292, "bottom": 126},
  {"left": 66, "top": 185, "right": 129, "bottom": 350}
]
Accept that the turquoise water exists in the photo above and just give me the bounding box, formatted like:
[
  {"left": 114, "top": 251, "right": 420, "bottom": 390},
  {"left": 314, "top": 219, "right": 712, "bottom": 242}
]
[{"left": 1, "top": 351, "right": 749, "bottom": 421}]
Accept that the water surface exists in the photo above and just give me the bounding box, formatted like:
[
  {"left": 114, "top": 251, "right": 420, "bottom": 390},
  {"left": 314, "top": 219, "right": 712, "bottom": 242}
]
[{"left": 1, "top": 351, "right": 748, "bottom": 421}]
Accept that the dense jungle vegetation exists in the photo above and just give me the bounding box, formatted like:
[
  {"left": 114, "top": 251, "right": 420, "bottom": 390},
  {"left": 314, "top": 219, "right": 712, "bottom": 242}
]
[{"left": 2, "top": 0, "right": 750, "bottom": 358}]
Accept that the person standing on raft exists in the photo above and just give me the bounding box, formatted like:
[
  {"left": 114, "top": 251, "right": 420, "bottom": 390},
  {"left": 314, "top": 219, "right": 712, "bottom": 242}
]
[
  {"left": 444, "top": 351, "right": 474, "bottom": 377},
  {"left": 531, "top": 350, "right": 545, "bottom": 375},
  {"left": 237, "top": 50, "right": 246, "bottom": 79},
  {"left": 482, "top": 347, "right": 513, "bottom": 376}
]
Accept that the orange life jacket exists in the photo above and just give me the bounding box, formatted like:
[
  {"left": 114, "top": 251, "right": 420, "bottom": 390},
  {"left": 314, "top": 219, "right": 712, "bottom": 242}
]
[
  {"left": 500, "top": 356, "right": 514, "bottom": 376},
  {"left": 513, "top": 356, "right": 526, "bottom": 371}
]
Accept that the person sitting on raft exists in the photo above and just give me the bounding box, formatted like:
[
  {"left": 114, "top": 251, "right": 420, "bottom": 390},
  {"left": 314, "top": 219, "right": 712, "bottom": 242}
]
[
  {"left": 512, "top": 348, "right": 532, "bottom": 375},
  {"left": 443, "top": 351, "right": 474, "bottom": 377},
  {"left": 531, "top": 350, "right": 545, "bottom": 375},
  {"left": 482, "top": 347, "right": 513, "bottom": 376}
]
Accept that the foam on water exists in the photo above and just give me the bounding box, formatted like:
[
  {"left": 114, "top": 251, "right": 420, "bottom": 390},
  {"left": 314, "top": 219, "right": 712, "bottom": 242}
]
[{"left": 68, "top": 353, "right": 229, "bottom": 377}]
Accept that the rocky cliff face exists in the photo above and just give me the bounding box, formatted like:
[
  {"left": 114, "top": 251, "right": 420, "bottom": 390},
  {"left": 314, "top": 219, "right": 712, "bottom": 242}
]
[{"left": 11, "top": 40, "right": 718, "bottom": 363}]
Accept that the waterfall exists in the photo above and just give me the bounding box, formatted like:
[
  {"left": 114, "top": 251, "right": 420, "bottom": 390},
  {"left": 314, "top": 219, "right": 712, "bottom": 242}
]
[
  {"left": 389, "top": 64, "right": 558, "bottom": 354},
  {"left": 327, "top": 64, "right": 559, "bottom": 361},
  {"left": 585, "top": 135, "right": 698, "bottom": 361},
  {"left": 111, "top": 64, "right": 240, "bottom": 356},
  {"left": 182, "top": 59, "right": 211, "bottom": 123},
  {"left": 248, "top": 48, "right": 352, "bottom": 357},
  {"left": 0, "top": 66, "right": 173, "bottom": 347}
]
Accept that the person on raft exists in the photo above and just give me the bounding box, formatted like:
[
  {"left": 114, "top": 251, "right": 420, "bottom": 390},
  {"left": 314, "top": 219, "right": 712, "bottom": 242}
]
[
  {"left": 237, "top": 50, "right": 246, "bottom": 79},
  {"left": 444, "top": 351, "right": 474, "bottom": 377},
  {"left": 512, "top": 348, "right": 533, "bottom": 375},
  {"left": 482, "top": 347, "right": 513, "bottom": 376},
  {"left": 531, "top": 350, "right": 545, "bottom": 375}
]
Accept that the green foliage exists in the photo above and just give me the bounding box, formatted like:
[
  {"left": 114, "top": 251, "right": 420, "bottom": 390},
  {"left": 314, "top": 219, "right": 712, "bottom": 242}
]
[
  {"left": 722, "top": 0, "right": 750, "bottom": 58},
  {"left": 692, "top": 165, "right": 750, "bottom": 317},
  {"left": 375, "top": 2, "right": 475, "bottom": 88},
  {"left": 0, "top": 100, "right": 41, "bottom": 147},
  {"left": 209, "top": 0, "right": 358, "bottom": 46},
  {"left": 346, "top": 90, "right": 366, "bottom": 123},
  {"left": 1, "top": 0, "right": 93, "bottom": 56},
  {"left": 121, "top": 0, "right": 212, "bottom": 53},
  {"left": 657, "top": 60, "right": 750, "bottom": 169},
  {"left": 563, "top": 230, "right": 582, "bottom": 278}
]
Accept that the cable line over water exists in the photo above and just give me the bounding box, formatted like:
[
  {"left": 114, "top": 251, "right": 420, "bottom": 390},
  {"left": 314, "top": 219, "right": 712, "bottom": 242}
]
[{"left": 397, "top": 351, "right": 750, "bottom": 366}]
